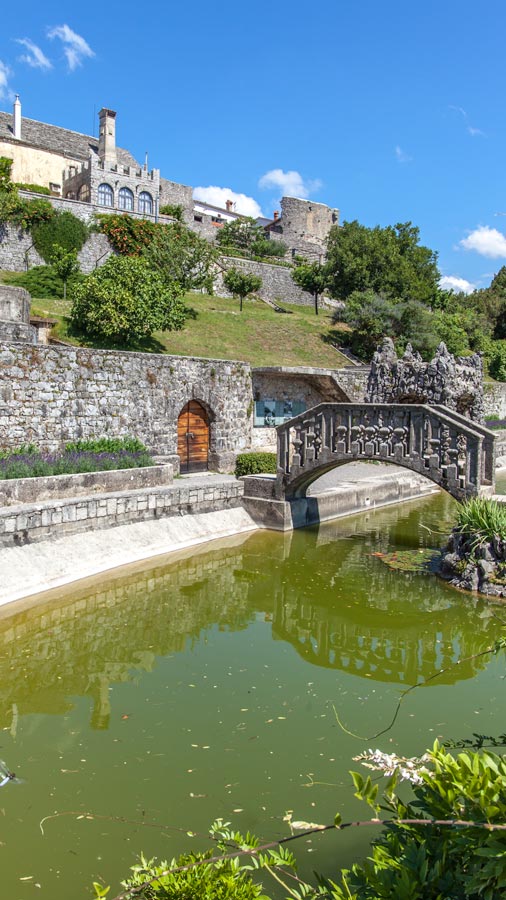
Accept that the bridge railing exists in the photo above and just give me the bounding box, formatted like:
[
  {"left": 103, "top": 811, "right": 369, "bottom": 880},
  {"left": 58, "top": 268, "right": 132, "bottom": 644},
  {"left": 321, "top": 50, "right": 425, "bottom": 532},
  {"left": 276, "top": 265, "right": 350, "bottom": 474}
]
[{"left": 276, "top": 403, "right": 495, "bottom": 500}]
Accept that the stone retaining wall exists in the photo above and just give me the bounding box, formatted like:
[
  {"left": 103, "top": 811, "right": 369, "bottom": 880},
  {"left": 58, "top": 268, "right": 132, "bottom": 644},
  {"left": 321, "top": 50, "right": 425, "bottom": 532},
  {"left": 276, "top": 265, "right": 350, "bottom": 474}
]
[
  {"left": 0, "top": 344, "right": 252, "bottom": 471},
  {"left": 0, "top": 463, "right": 173, "bottom": 507},
  {"left": 215, "top": 256, "right": 316, "bottom": 306},
  {"left": 0, "top": 479, "right": 244, "bottom": 548}
]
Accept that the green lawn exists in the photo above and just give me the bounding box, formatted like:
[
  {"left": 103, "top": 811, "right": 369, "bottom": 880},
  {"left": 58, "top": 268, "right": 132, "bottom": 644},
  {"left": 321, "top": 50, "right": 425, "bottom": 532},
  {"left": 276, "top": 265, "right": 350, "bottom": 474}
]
[{"left": 25, "top": 289, "right": 352, "bottom": 368}]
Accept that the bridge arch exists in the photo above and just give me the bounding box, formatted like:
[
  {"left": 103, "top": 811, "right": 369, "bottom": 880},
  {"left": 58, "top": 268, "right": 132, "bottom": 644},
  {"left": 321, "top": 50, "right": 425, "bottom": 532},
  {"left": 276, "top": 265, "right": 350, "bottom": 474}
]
[{"left": 276, "top": 403, "right": 495, "bottom": 502}]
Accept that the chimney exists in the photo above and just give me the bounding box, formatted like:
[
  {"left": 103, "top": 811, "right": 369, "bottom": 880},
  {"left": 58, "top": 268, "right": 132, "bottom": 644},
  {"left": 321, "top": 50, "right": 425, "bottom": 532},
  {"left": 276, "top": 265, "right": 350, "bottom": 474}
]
[
  {"left": 273, "top": 210, "right": 279, "bottom": 221},
  {"left": 225, "top": 199, "right": 233, "bottom": 212},
  {"left": 98, "top": 108, "right": 117, "bottom": 163},
  {"left": 13, "top": 95, "right": 21, "bottom": 140}
]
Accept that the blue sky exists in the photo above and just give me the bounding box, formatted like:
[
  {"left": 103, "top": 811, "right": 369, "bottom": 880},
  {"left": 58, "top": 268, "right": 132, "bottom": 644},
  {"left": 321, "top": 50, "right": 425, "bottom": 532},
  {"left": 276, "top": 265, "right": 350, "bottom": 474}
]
[{"left": 0, "top": 0, "right": 505, "bottom": 292}]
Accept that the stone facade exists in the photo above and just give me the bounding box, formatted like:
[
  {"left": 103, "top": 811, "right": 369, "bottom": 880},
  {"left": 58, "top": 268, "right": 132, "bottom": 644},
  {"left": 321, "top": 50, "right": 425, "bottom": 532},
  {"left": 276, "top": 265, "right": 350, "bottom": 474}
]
[
  {"left": 266, "top": 197, "right": 339, "bottom": 260},
  {"left": 0, "top": 344, "right": 252, "bottom": 471},
  {"left": 366, "top": 338, "right": 485, "bottom": 422}
]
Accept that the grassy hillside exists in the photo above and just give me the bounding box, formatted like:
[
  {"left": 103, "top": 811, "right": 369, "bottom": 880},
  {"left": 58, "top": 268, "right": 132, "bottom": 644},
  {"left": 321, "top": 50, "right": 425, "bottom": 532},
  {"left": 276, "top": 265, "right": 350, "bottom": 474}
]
[{"left": 24, "top": 288, "right": 352, "bottom": 368}]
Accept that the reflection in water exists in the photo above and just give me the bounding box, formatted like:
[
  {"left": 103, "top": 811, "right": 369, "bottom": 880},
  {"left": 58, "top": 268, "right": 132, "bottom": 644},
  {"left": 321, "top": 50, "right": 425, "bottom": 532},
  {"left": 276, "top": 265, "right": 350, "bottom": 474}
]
[{"left": 0, "top": 492, "right": 497, "bottom": 733}]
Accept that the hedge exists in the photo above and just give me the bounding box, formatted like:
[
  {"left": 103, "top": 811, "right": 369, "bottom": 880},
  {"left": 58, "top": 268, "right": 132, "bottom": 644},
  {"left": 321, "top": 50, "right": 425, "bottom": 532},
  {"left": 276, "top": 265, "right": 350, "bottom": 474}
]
[{"left": 234, "top": 452, "right": 277, "bottom": 477}]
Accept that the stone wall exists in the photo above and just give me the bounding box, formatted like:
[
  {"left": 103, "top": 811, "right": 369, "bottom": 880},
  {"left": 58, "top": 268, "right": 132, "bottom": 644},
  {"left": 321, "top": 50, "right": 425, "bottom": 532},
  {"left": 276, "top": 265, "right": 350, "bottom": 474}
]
[
  {"left": 0, "top": 344, "right": 252, "bottom": 471},
  {"left": 0, "top": 284, "right": 36, "bottom": 343},
  {"left": 0, "top": 479, "right": 244, "bottom": 548},
  {"left": 484, "top": 382, "right": 506, "bottom": 419},
  {"left": 366, "top": 338, "right": 484, "bottom": 422},
  {"left": 215, "top": 256, "right": 315, "bottom": 306}
]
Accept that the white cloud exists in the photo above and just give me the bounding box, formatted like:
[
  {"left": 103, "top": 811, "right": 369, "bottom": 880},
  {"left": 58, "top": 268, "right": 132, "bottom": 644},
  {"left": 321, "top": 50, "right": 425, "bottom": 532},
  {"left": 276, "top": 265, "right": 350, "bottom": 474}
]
[
  {"left": 16, "top": 38, "right": 52, "bottom": 71},
  {"left": 47, "top": 24, "right": 94, "bottom": 71},
  {"left": 460, "top": 226, "right": 506, "bottom": 258},
  {"left": 395, "top": 145, "right": 412, "bottom": 163},
  {"left": 193, "top": 186, "right": 263, "bottom": 218},
  {"left": 0, "top": 60, "right": 12, "bottom": 101},
  {"left": 439, "top": 275, "right": 475, "bottom": 295},
  {"left": 258, "top": 168, "right": 322, "bottom": 199},
  {"left": 449, "top": 105, "right": 485, "bottom": 137}
]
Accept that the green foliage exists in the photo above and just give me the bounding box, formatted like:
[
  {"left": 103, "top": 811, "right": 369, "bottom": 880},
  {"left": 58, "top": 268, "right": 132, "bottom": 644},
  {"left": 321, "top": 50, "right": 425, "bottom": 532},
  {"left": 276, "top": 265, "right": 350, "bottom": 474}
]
[
  {"left": 159, "top": 203, "right": 184, "bottom": 221},
  {"left": 292, "top": 262, "right": 328, "bottom": 315},
  {"left": 0, "top": 158, "right": 54, "bottom": 231},
  {"left": 454, "top": 497, "right": 506, "bottom": 544},
  {"left": 70, "top": 255, "right": 186, "bottom": 343},
  {"left": 50, "top": 245, "right": 80, "bottom": 299},
  {"left": 326, "top": 219, "right": 442, "bottom": 307},
  {"left": 15, "top": 182, "right": 51, "bottom": 195},
  {"left": 223, "top": 267, "right": 262, "bottom": 311},
  {"left": 97, "top": 213, "right": 157, "bottom": 255},
  {"left": 143, "top": 221, "right": 219, "bottom": 293},
  {"left": 235, "top": 452, "right": 277, "bottom": 477},
  {"left": 64, "top": 436, "right": 148, "bottom": 453},
  {"left": 0, "top": 157, "right": 13, "bottom": 188},
  {"left": 488, "top": 341, "right": 506, "bottom": 381},
  {"left": 32, "top": 210, "right": 88, "bottom": 263},
  {"left": 117, "top": 850, "right": 268, "bottom": 899},
  {"left": 217, "top": 217, "right": 286, "bottom": 259},
  {"left": 0, "top": 444, "right": 154, "bottom": 479},
  {"left": 3, "top": 264, "right": 83, "bottom": 300},
  {"left": 326, "top": 743, "right": 506, "bottom": 900}
]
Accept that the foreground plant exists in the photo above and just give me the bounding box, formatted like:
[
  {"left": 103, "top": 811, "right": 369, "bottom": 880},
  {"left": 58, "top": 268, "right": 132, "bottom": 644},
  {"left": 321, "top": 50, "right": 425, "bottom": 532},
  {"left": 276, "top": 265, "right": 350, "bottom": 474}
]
[
  {"left": 100, "top": 744, "right": 506, "bottom": 900},
  {"left": 454, "top": 496, "right": 506, "bottom": 546}
]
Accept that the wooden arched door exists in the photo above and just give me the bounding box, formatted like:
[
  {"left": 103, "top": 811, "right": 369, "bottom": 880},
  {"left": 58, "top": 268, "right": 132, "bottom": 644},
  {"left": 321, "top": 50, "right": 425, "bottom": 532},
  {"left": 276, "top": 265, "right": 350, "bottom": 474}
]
[{"left": 177, "top": 401, "right": 210, "bottom": 473}]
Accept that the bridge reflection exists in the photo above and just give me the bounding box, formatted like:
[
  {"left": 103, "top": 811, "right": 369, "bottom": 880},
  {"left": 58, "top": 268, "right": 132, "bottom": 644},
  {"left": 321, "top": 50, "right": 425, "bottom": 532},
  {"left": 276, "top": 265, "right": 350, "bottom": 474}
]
[{"left": 0, "top": 499, "right": 498, "bottom": 730}]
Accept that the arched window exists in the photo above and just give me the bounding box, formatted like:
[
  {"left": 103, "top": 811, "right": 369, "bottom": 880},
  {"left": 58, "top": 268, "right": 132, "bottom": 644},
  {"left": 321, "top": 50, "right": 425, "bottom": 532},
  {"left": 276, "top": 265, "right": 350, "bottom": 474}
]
[
  {"left": 98, "top": 183, "right": 114, "bottom": 207},
  {"left": 138, "top": 191, "right": 153, "bottom": 215},
  {"left": 77, "top": 183, "right": 90, "bottom": 202},
  {"left": 118, "top": 187, "right": 134, "bottom": 211}
]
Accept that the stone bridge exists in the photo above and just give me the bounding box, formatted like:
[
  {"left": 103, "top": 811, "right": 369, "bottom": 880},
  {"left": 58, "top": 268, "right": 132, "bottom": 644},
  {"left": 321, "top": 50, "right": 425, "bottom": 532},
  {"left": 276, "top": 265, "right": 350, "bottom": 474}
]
[{"left": 276, "top": 403, "right": 495, "bottom": 502}]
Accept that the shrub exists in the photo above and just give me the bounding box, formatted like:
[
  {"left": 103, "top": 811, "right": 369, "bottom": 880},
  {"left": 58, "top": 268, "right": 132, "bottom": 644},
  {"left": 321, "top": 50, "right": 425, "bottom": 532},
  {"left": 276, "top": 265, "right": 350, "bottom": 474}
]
[
  {"left": 117, "top": 847, "right": 267, "bottom": 900},
  {"left": 70, "top": 255, "right": 186, "bottom": 343},
  {"left": 64, "top": 436, "right": 147, "bottom": 453},
  {"left": 15, "top": 182, "right": 51, "bottom": 195},
  {"left": 326, "top": 742, "right": 506, "bottom": 900},
  {"left": 489, "top": 341, "right": 506, "bottom": 381},
  {"left": 159, "top": 203, "right": 184, "bottom": 221},
  {"left": 0, "top": 448, "right": 154, "bottom": 480},
  {"left": 3, "top": 265, "right": 84, "bottom": 299},
  {"left": 31, "top": 210, "right": 88, "bottom": 263},
  {"left": 454, "top": 496, "right": 506, "bottom": 544},
  {"left": 97, "top": 213, "right": 157, "bottom": 255},
  {"left": 235, "top": 452, "right": 277, "bottom": 477}
]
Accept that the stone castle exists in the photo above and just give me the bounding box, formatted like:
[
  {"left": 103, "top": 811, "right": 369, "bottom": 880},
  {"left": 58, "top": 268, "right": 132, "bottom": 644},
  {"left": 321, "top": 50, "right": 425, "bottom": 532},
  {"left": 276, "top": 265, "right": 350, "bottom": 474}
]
[{"left": 0, "top": 97, "right": 339, "bottom": 263}]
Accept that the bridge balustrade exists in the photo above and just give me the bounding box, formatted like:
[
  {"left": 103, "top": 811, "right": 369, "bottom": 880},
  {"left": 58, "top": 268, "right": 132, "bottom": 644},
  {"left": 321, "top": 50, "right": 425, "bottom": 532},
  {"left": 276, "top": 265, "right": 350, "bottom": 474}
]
[{"left": 276, "top": 403, "right": 495, "bottom": 501}]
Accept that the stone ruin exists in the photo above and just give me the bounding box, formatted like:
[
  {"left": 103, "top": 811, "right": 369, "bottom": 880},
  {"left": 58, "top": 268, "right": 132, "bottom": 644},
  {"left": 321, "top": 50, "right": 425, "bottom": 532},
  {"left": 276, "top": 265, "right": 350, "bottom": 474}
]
[
  {"left": 366, "top": 337, "right": 484, "bottom": 423},
  {"left": 0, "top": 284, "right": 36, "bottom": 344}
]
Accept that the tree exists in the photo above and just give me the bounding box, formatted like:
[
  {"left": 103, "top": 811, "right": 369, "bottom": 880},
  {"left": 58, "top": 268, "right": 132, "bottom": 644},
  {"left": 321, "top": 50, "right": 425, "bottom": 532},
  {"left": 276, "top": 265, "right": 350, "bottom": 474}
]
[
  {"left": 340, "top": 290, "right": 441, "bottom": 361},
  {"left": 143, "top": 222, "right": 219, "bottom": 294},
  {"left": 223, "top": 267, "right": 262, "bottom": 311},
  {"left": 326, "top": 219, "right": 442, "bottom": 306},
  {"left": 31, "top": 209, "right": 88, "bottom": 262},
  {"left": 70, "top": 256, "right": 186, "bottom": 344},
  {"left": 292, "top": 261, "right": 328, "bottom": 315},
  {"left": 216, "top": 217, "right": 287, "bottom": 259},
  {"left": 50, "top": 245, "right": 80, "bottom": 300}
]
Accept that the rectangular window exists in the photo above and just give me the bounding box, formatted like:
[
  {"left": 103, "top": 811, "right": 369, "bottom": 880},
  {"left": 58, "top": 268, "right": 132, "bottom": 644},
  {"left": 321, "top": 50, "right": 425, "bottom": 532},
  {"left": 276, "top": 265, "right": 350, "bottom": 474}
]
[{"left": 253, "top": 399, "right": 306, "bottom": 427}]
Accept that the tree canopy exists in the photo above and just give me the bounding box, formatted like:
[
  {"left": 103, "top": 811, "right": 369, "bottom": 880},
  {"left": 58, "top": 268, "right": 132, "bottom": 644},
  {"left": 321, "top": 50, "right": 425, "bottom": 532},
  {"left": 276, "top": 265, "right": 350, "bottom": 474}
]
[
  {"left": 291, "top": 261, "right": 328, "bottom": 315},
  {"left": 326, "top": 220, "right": 442, "bottom": 306},
  {"left": 70, "top": 256, "right": 186, "bottom": 344},
  {"left": 223, "top": 267, "right": 262, "bottom": 311},
  {"left": 142, "top": 221, "right": 219, "bottom": 294}
]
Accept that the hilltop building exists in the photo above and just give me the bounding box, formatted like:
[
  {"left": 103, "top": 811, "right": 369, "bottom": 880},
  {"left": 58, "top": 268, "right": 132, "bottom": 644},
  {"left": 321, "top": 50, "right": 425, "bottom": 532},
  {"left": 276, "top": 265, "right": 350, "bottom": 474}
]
[{"left": 0, "top": 98, "right": 339, "bottom": 258}]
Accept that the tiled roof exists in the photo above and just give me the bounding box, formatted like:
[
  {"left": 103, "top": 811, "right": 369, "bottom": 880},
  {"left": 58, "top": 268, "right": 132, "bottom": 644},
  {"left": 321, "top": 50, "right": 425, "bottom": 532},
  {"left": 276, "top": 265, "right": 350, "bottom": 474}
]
[{"left": 0, "top": 111, "right": 139, "bottom": 168}]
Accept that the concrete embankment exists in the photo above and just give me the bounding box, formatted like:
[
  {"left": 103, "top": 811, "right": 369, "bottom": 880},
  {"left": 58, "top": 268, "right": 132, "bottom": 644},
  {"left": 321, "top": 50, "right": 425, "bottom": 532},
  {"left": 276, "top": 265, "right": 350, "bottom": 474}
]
[{"left": 1, "top": 464, "right": 439, "bottom": 607}]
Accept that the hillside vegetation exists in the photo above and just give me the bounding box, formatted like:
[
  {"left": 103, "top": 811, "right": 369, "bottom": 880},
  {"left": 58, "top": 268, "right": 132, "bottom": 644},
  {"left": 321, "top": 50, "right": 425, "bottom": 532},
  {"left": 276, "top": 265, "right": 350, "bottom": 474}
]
[{"left": 14, "top": 283, "right": 352, "bottom": 368}]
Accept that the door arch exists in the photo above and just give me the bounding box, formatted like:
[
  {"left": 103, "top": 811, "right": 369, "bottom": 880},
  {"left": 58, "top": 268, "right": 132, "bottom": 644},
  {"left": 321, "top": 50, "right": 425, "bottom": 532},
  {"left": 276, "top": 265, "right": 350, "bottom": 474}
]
[{"left": 177, "top": 400, "right": 210, "bottom": 473}]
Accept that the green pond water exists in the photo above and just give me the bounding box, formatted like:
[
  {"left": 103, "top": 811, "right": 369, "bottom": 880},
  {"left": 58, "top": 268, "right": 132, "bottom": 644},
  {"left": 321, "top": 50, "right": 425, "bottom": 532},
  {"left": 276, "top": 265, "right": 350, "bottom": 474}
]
[{"left": 1, "top": 490, "right": 505, "bottom": 899}]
